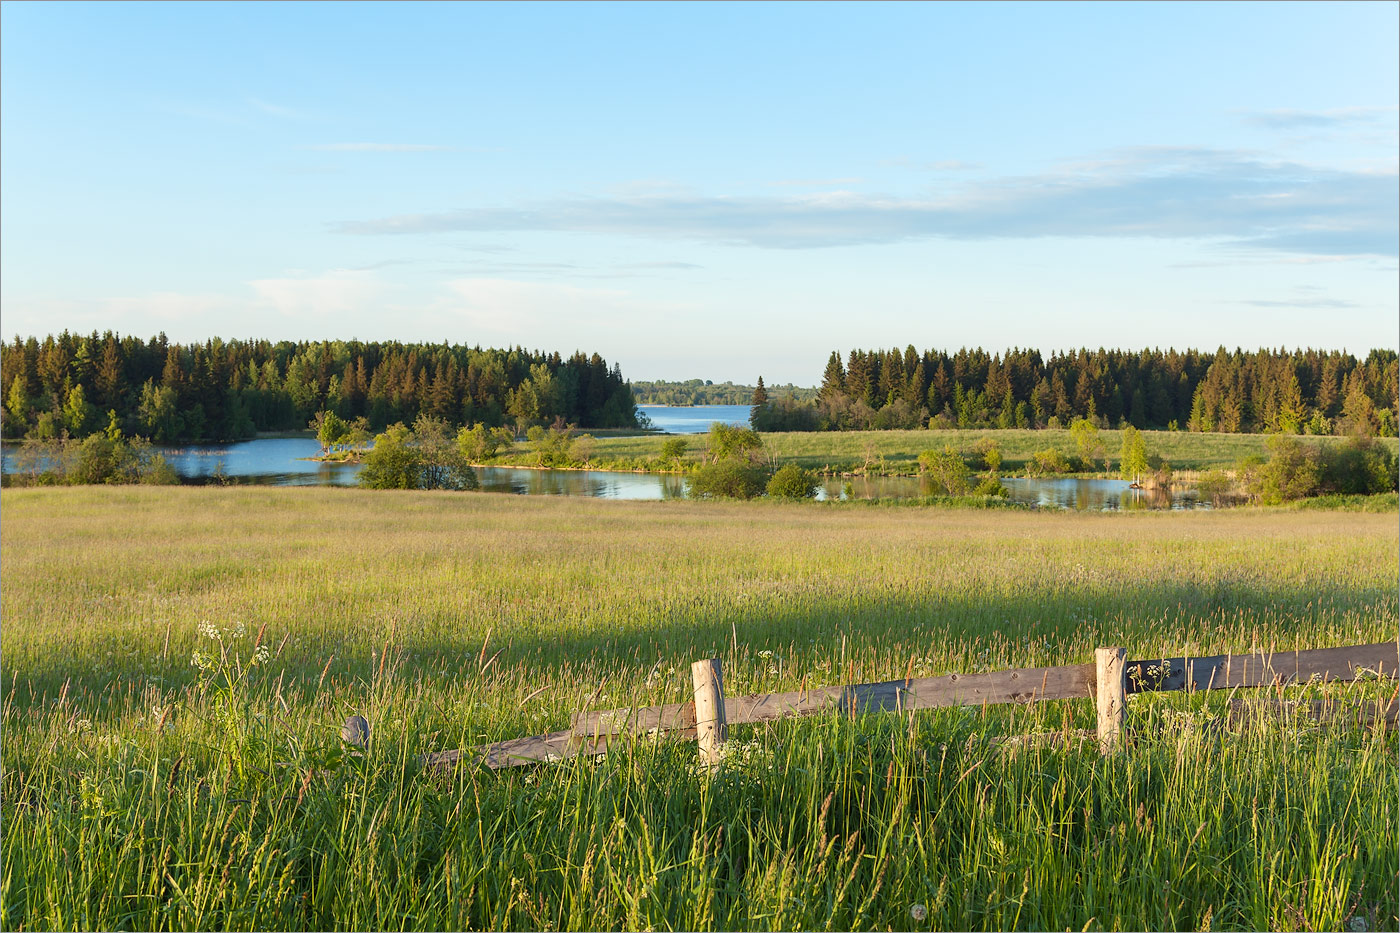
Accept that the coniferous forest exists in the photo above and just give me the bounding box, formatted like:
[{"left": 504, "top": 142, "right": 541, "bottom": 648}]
[
  {"left": 0, "top": 334, "right": 639, "bottom": 443},
  {"left": 751, "top": 346, "right": 1399, "bottom": 436}
]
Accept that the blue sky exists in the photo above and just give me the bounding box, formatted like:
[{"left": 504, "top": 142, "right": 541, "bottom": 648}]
[{"left": 2, "top": 1, "right": 1395, "bottom": 384}]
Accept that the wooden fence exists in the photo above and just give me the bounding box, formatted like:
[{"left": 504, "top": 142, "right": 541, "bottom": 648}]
[{"left": 421, "top": 642, "right": 1399, "bottom": 772}]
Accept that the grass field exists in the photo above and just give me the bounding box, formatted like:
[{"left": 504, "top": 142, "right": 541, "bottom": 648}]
[
  {"left": 496, "top": 428, "right": 1399, "bottom": 476},
  {"left": 2, "top": 487, "right": 1396, "bottom": 931}
]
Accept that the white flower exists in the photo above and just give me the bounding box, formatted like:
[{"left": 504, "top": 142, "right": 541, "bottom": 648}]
[
  {"left": 910, "top": 904, "right": 928, "bottom": 922},
  {"left": 229, "top": 622, "right": 247, "bottom": 639},
  {"left": 757, "top": 649, "right": 774, "bottom": 659},
  {"left": 197, "top": 620, "right": 221, "bottom": 640},
  {"left": 252, "top": 645, "right": 271, "bottom": 666}
]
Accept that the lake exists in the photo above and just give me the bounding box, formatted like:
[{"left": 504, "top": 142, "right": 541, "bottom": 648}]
[
  {"left": 637, "top": 404, "right": 751, "bottom": 434},
  {"left": 1, "top": 434, "right": 1202, "bottom": 509}
]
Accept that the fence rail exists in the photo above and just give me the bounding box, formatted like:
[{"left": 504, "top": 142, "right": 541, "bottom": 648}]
[{"left": 422, "top": 641, "right": 1398, "bottom": 772}]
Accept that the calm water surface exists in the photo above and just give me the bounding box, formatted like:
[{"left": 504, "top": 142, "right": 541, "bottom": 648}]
[
  {"left": 3, "top": 433, "right": 1202, "bottom": 509},
  {"left": 638, "top": 405, "right": 750, "bottom": 434}
]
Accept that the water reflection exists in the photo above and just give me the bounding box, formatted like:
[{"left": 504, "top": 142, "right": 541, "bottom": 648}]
[
  {"left": 475, "top": 466, "right": 688, "bottom": 500},
  {"left": 2, "top": 436, "right": 1204, "bottom": 509}
]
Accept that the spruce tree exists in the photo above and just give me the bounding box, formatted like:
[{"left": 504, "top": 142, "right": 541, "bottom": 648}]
[{"left": 750, "top": 376, "right": 770, "bottom": 431}]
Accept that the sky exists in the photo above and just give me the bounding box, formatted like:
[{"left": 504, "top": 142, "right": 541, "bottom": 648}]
[{"left": 1, "top": 1, "right": 1396, "bottom": 385}]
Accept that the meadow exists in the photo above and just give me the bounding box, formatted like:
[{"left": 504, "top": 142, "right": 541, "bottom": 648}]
[
  {"left": 2, "top": 486, "right": 1396, "bottom": 931},
  {"left": 498, "top": 427, "right": 1399, "bottom": 476}
]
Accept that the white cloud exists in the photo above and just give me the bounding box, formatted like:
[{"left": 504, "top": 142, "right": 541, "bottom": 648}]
[
  {"left": 433, "top": 278, "right": 694, "bottom": 336},
  {"left": 335, "top": 147, "right": 1398, "bottom": 257},
  {"left": 1241, "top": 106, "right": 1398, "bottom": 130},
  {"left": 249, "top": 269, "right": 383, "bottom": 317}
]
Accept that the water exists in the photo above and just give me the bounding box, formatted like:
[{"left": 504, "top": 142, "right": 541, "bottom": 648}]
[
  {"left": 638, "top": 405, "right": 751, "bottom": 434},
  {"left": 477, "top": 467, "right": 688, "bottom": 499},
  {"left": 812, "top": 475, "right": 1198, "bottom": 509},
  {"left": 2, "top": 436, "right": 1202, "bottom": 508}
]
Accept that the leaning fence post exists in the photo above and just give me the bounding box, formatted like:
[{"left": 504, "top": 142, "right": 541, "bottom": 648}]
[
  {"left": 691, "top": 658, "right": 727, "bottom": 768},
  {"left": 1095, "top": 646, "right": 1127, "bottom": 754}
]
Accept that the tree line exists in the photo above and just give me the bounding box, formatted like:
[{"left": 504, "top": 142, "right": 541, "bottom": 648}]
[
  {"left": 750, "top": 346, "right": 1399, "bottom": 436},
  {"left": 632, "top": 379, "right": 817, "bottom": 407},
  {"left": 1, "top": 332, "right": 640, "bottom": 443}
]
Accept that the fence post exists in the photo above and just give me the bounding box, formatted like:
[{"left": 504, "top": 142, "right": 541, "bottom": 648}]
[
  {"left": 692, "top": 658, "right": 728, "bottom": 768},
  {"left": 1095, "top": 646, "right": 1127, "bottom": 754}
]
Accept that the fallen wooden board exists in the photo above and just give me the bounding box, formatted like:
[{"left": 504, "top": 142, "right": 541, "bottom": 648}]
[
  {"left": 573, "top": 701, "right": 696, "bottom": 738},
  {"left": 423, "top": 730, "right": 611, "bottom": 771},
  {"left": 1124, "top": 643, "right": 1398, "bottom": 694},
  {"left": 576, "top": 663, "right": 1095, "bottom": 737},
  {"left": 728, "top": 662, "right": 1096, "bottom": 725}
]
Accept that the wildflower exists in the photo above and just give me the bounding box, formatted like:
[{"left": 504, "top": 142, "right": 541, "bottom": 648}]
[
  {"left": 197, "top": 620, "right": 220, "bottom": 640},
  {"left": 757, "top": 649, "right": 774, "bottom": 659},
  {"left": 229, "top": 622, "right": 247, "bottom": 639},
  {"left": 910, "top": 904, "right": 928, "bottom": 922},
  {"left": 252, "top": 645, "right": 271, "bottom": 666}
]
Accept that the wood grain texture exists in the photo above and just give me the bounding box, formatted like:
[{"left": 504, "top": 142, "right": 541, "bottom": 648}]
[
  {"left": 1095, "top": 647, "right": 1127, "bottom": 754},
  {"left": 572, "top": 701, "right": 695, "bottom": 738},
  {"left": 1123, "top": 642, "right": 1399, "bottom": 694},
  {"left": 423, "top": 730, "right": 610, "bottom": 771},
  {"left": 724, "top": 662, "right": 1096, "bottom": 725},
  {"left": 692, "top": 658, "right": 728, "bottom": 767}
]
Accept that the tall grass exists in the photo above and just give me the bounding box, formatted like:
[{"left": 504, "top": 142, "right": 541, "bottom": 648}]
[{"left": 2, "top": 487, "right": 1396, "bottom": 930}]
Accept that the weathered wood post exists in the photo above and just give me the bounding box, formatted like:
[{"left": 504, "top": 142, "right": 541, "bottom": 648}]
[
  {"left": 1095, "top": 647, "right": 1127, "bottom": 754},
  {"left": 691, "top": 658, "right": 728, "bottom": 768}
]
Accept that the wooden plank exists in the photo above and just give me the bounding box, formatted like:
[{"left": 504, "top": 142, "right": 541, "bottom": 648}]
[
  {"left": 423, "top": 730, "right": 610, "bottom": 772},
  {"left": 572, "top": 701, "right": 695, "bottom": 738},
  {"left": 1124, "top": 643, "right": 1399, "bottom": 695},
  {"left": 724, "top": 662, "right": 1096, "bottom": 726}
]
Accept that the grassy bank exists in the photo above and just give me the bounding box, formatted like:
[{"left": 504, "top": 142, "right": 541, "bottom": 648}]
[
  {"left": 2, "top": 487, "right": 1396, "bottom": 930},
  {"left": 489, "top": 428, "right": 1399, "bottom": 476}
]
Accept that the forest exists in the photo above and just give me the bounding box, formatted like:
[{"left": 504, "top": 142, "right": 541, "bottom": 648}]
[
  {"left": 751, "top": 346, "right": 1400, "bottom": 435},
  {"left": 632, "top": 379, "right": 817, "bottom": 407},
  {"left": 0, "top": 333, "right": 639, "bottom": 443}
]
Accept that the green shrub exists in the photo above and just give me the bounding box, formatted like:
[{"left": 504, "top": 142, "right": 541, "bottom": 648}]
[
  {"left": 1319, "top": 436, "right": 1398, "bottom": 495},
  {"left": 973, "top": 476, "right": 1009, "bottom": 497},
  {"left": 766, "top": 464, "right": 818, "bottom": 500},
  {"left": 1248, "top": 436, "right": 1321, "bottom": 504},
  {"left": 689, "top": 460, "right": 767, "bottom": 500},
  {"left": 360, "top": 419, "right": 478, "bottom": 491},
  {"left": 917, "top": 446, "right": 972, "bottom": 495},
  {"left": 1196, "top": 469, "right": 1233, "bottom": 506},
  {"left": 1026, "top": 448, "right": 1072, "bottom": 476}
]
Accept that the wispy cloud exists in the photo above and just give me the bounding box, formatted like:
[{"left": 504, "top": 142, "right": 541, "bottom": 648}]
[
  {"left": 618, "top": 261, "right": 703, "bottom": 270},
  {"left": 432, "top": 278, "right": 695, "bottom": 334},
  {"left": 248, "top": 98, "right": 306, "bottom": 119},
  {"left": 335, "top": 147, "right": 1399, "bottom": 257},
  {"left": 306, "top": 142, "right": 454, "bottom": 152},
  {"left": 882, "top": 157, "right": 983, "bottom": 171},
  {"left": 1240, "top": 106, "right": 1397, "bottom": 130},
  {"left": 767, "top": 177, "right": 865, "bottom": 187},
  {"left": 249, "top": 269, "right": 383, "bottom": 316},
  {"left": 1236, "top": 297, "right": 1359, "bottom": 309}
]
